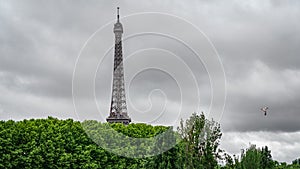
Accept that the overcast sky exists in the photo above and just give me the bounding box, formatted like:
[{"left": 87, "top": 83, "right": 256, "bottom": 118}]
[{"left": 1, "top": 0, "right": 300, "bottom": 163}]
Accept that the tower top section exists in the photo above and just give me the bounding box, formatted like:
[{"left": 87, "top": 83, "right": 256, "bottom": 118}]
[{"left": 114, "top": 7, "right": 123, "bottom": 34}]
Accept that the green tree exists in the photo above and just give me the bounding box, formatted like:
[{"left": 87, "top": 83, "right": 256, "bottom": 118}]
[
  {"left": 223, "top": 153, "right": 235, "bottom": 169},
  {"left": 240, "top": 144, "right": 262, "bottom": 169},
  {"left": 292, "top": 158, "right": 300, "bottom": 165},
  {"left": 177, "top": 112, "right": 222, "bottom": 169},
  {"left": 237, "top": 144, "right": 276, "bottom": 169},
  {"left": 261, "top": 146, "right": 274, "bottom": 169},
  {"left": 1, "top": 117, "right": 169, "bottom": 168}
]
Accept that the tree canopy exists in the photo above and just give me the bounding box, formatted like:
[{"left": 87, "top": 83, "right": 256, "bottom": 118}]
[{"left": 0, "top": 114, "right": 299, "bottom": 168}]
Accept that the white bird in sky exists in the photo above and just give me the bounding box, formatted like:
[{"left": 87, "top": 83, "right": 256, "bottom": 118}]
[{"left": 260, "top": 106, "right": 269, "bottom": 116}]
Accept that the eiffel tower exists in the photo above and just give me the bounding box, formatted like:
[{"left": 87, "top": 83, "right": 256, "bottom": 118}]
[{"left": 106, "top": 7, "right": 131, "bottom": 125}]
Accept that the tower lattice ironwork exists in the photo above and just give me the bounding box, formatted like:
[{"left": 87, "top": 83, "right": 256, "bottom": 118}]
[{"left": 107, "top": 7, "right": 131, "bottom": 124}]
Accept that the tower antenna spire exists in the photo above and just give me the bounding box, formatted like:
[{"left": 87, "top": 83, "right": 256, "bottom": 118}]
[{"left": 117, "top": 7, "right": 120, "bottom": 22}]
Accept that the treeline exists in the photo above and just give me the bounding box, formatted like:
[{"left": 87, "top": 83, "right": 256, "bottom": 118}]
[
  {"left": 0, "top": 114, "right": 299, "bottom": 168},
  {"left": 223, "top": 145, "right": 300, "bottom": 169},
  {"left": 0, "top": 117, "right": 155, "bottom": 168}
]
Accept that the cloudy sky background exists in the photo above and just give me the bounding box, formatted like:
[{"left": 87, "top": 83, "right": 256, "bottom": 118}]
[{"left": 1, "top": 0, "right": 300, "bottom": 163}]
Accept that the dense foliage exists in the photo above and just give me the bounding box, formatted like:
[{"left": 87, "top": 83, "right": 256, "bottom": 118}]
[
  {"left": 0, "top": 114, "right": 299, "bottom": 168},
  {"left": 0, "top": 117, "right": 163, "bottom": 168},
  {"left": 177, "top": 113, "right": 222, "bottom": 169}
]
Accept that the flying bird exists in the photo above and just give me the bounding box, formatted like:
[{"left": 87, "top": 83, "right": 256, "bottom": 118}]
[{"left": 260, "top": 106, "right": 269, "bottom": 116}]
